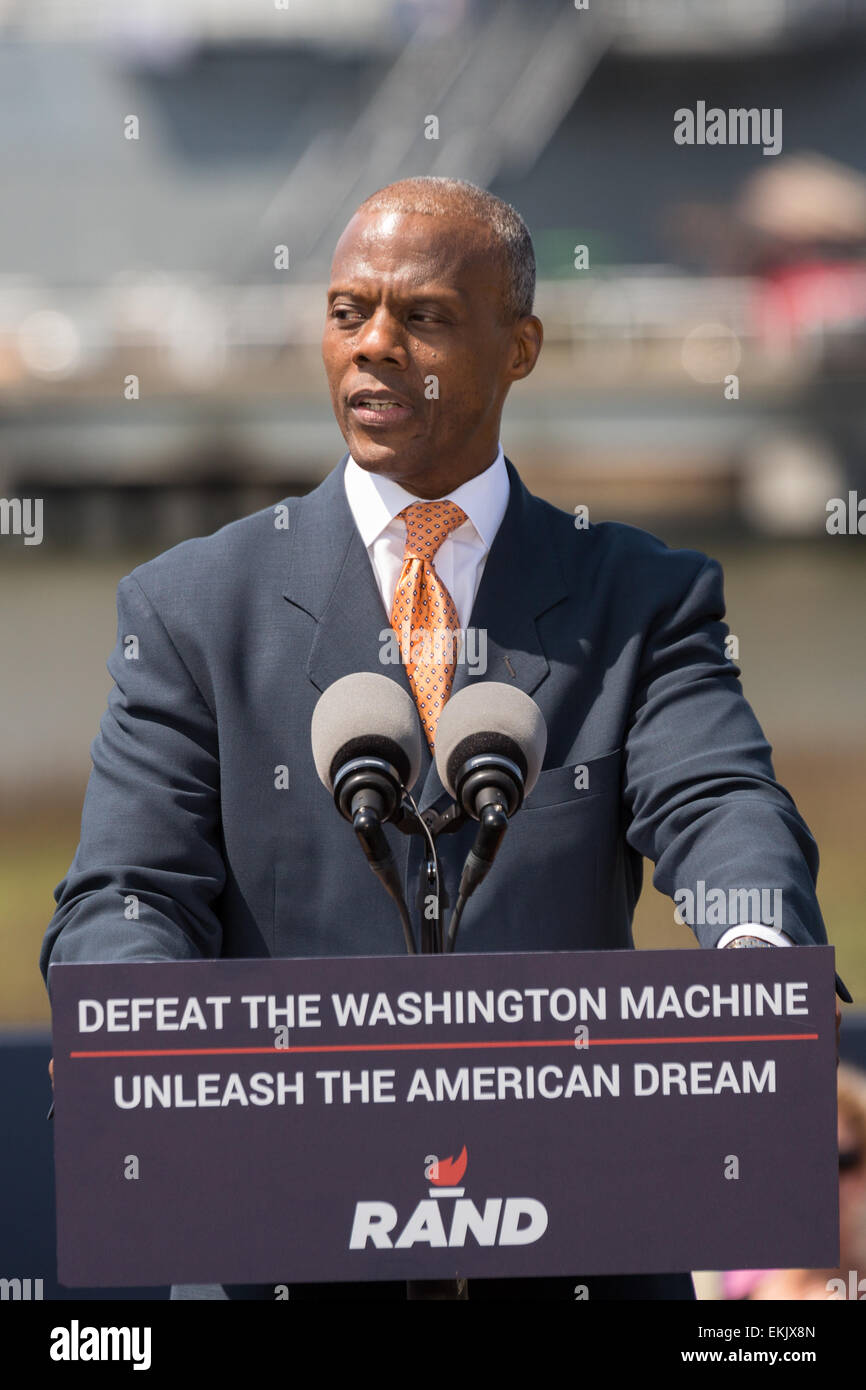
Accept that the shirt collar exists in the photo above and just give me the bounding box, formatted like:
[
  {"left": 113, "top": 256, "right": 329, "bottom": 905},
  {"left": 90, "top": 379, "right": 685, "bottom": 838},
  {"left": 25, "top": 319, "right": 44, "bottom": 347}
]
[{"left": 344, "top": 443, "right": 508, "bottom": 552}]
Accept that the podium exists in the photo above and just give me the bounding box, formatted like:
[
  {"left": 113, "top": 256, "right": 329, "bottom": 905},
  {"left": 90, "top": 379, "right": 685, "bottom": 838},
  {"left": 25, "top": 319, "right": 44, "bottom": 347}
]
[{"left": 50, "top": 945, "right": 839, "bottom": 1288}]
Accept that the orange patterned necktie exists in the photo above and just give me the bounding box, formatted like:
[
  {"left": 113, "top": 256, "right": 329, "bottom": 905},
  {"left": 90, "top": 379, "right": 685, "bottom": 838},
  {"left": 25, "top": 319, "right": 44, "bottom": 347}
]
[{"left": 390, "top": 499, "right": 467, "bottom": 750}]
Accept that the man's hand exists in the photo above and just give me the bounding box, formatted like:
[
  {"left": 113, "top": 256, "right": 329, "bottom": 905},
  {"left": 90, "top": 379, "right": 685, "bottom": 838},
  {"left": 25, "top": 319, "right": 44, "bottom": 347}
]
[
  {"left": 49, "top": 1057, "right": 54, "bottom": 1089},
  {"left": 723, "top": 936, "right": 843, "bottom": 1064}
]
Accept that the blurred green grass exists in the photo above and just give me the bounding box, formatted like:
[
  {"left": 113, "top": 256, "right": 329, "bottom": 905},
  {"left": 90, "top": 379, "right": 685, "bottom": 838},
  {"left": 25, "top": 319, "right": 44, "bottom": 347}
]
[
  {"left": 3, "top": 748, "right": 863, "bottom": 1026},
  {"left": 2, "top": 809, "right": 82, "bottom": 1025}
]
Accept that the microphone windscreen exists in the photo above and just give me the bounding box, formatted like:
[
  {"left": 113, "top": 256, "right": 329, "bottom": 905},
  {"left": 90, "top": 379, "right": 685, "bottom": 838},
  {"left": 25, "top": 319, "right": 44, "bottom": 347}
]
[
  {"left": 434, "top": 683, "right": 547, "bottom": 798},
  {"left": 311, "top": 673, "right": 423, "bottom": 791}
]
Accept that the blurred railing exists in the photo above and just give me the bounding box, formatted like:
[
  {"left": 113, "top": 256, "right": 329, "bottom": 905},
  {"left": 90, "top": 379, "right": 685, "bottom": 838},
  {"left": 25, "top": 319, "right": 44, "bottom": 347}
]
[
  {"left": 1, "top": 268, "right": 863, "bottom": 536},
  {"left": 2, "top": 0, "right": 865, "bottom": 49},
  {"left": 1, "top": 269, "right": 862, "bottom": 396}
]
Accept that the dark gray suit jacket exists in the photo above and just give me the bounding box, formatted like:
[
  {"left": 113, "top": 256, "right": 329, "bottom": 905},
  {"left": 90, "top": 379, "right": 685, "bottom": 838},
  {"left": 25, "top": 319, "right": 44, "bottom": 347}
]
[
  {"left": 41, "top": 455, "right": 827, "bottom": 978},
  {"left": 41, "top": 454, "right": 831, "bottom": 1301}
]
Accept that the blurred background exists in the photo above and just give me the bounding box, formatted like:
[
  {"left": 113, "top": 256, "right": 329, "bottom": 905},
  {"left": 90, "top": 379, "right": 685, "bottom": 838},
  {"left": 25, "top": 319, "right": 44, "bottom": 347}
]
[{"left": 1, "top": 0, "right": 864, "bottom": 1297}]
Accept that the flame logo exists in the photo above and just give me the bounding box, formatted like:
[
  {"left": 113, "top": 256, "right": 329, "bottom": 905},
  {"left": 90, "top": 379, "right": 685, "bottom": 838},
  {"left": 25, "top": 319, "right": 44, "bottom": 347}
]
[{"left": 424, "top": 1145, "right": 468, "bottom": 1187}]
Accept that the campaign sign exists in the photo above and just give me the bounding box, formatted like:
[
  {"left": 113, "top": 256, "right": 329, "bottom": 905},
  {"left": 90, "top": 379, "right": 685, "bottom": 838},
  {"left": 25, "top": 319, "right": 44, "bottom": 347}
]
[{"left": 50, "top": 947, "right": 839, "bottom": 1286}]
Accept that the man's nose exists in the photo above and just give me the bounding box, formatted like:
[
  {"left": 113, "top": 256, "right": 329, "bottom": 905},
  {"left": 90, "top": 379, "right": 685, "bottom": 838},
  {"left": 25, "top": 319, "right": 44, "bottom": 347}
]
[{"left": 352, "top": 307, "right": 408, "bottom": 366}]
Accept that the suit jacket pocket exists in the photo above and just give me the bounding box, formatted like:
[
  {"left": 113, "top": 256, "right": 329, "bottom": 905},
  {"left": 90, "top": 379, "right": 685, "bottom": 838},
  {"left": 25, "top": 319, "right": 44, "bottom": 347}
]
[
  {"left": 522, "top": 747, "right": 623, "bottom": 811},
  {"left": 460, "top": 745, "right": 629, "bottom": 952}
]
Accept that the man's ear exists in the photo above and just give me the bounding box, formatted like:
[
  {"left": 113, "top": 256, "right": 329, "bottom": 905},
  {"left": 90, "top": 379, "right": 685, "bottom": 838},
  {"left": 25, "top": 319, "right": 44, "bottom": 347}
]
[{"left": 509, "top": 315, "right": 543, "bottom": 382}]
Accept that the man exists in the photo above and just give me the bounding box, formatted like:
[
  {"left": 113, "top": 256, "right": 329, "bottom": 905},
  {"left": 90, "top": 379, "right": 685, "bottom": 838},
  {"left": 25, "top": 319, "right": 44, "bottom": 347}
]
[{"left": 41, "top": 177, "right": 843, "bottom": 1300}]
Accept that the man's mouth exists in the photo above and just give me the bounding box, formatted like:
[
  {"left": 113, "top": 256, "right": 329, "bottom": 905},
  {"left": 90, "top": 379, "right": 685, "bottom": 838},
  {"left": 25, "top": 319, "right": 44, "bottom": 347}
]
[{"left": 348, "top": 391, "right": 413, "bottom": 427}]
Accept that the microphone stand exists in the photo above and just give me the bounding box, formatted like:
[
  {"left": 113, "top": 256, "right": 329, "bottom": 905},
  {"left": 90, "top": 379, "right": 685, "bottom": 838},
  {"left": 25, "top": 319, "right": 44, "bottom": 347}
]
[{"left": 399, "top": 788, "right": 469, "bottom": 1301}]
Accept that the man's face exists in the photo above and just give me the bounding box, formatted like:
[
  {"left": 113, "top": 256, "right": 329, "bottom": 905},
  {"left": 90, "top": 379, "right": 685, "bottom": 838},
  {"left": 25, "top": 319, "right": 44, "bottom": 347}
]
[{"left": 322, "top": 206, "right": 541, "bottom": 498}]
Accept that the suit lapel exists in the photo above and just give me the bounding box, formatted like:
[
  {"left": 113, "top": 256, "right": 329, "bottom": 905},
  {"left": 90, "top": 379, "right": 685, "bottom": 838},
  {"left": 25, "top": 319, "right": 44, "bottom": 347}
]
[
  {"left": 283, "top": 455, "right": 570, "bottom": 807},
  {"left": 282, "top": 455, "right": 432, "bottom": 787},
  {"left": 282, "top": 455, "right": 409, "bottom": 689}
]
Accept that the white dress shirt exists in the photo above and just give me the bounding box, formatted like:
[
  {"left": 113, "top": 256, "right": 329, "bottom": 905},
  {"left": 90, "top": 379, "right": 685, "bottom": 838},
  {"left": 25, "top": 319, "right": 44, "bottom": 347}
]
[
  {"left": 343, "top": 442, "right": 509, "bottom": 629},
  {"left": 342, "top": 445, "right": 788, "bottom": 949}
]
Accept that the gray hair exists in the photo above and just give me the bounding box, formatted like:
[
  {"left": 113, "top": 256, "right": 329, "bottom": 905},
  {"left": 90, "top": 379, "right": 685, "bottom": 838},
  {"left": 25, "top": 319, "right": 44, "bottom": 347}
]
[{"left": 356, "top": 177, "right": 536, "bottom": 322}]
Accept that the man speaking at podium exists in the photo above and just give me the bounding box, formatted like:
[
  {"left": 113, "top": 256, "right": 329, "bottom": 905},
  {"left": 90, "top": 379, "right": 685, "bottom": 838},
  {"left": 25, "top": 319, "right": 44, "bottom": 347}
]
[{"left": 40, "top": 177, "right": 839, "bottom": 1301}]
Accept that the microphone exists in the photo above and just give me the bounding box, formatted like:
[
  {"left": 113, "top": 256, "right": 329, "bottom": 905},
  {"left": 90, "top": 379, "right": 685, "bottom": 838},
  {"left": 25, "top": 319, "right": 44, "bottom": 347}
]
[
  {"left": 434, "top": 683, "right": 547, "bottom": 952},
  {"left": 311, "top": 673, "right": 423, "bottom": 954}
]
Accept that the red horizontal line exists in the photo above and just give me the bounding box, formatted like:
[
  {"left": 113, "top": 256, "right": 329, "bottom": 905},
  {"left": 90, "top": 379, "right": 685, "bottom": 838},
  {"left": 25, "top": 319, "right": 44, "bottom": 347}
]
[{"left": 69, "top": 1032, "right": 817, "bottom": 1059}]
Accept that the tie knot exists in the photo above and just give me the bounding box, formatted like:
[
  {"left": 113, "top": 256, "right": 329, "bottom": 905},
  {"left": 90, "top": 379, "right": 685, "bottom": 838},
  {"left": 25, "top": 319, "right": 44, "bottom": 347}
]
[{"left": 400, "top": 500, "right": 467, "bottom": 562}]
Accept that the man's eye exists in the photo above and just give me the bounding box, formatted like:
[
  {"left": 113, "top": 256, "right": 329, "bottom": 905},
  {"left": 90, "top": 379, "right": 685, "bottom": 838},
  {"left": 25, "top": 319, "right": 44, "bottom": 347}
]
[{"left": 329, "top": 306, "right": 442, "bottom": 325}]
